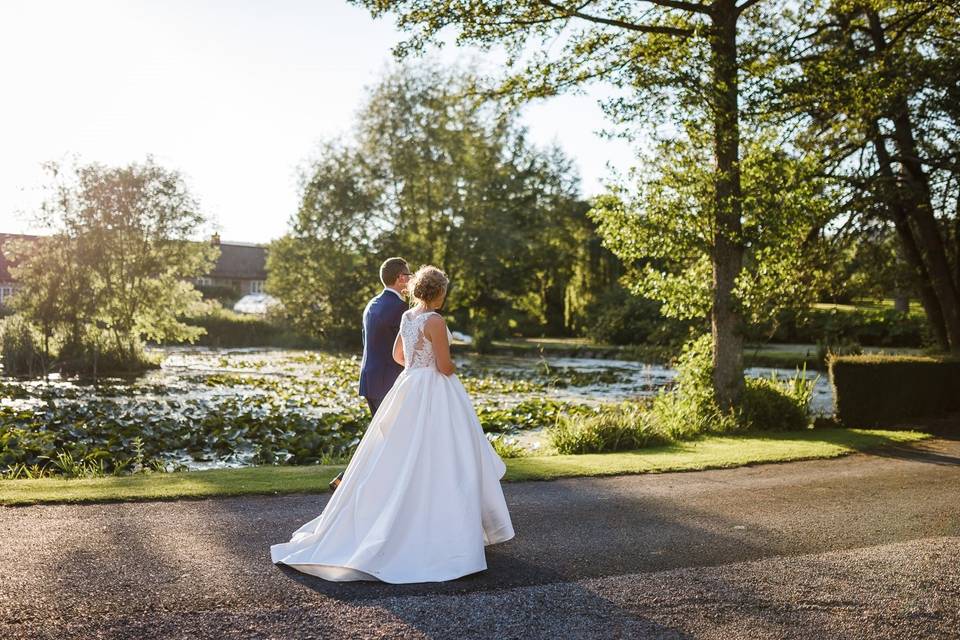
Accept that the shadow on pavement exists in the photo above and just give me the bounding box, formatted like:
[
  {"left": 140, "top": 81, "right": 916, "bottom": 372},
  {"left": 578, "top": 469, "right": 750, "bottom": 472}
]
[
  {"left": 13, "top": 443, "right": 959, "bottom": 639},
  {"left": 265, "top": 476, "right": 775, "bottom": 601},
  {"left": 865, "top": 441, "right": 960, "bottom": 466}
]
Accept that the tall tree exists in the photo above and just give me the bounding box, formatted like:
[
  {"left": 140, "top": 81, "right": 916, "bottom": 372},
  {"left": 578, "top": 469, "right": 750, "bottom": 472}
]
[
  {"left": 785, "top": 0, "right": 960, "bottom": 353},
  {"left": 350, "top": 0, "right": 774, "bottom": 407},
  {"left": 269, "top": 64, "right": 583, "bottom": 345},
  {"left": 267, "top": 142, "right": 382, "bottom": 342},
  {"left": 591, "top": 130, "right": 831, "bottom": 351},
  {"left": 11, "top": 159, "right": 217, "bottom": 371}
]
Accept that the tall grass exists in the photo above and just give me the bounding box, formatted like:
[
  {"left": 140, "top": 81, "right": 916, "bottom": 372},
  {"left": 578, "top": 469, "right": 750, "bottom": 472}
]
[{"left": 550, "top": 335, "right": 817, "bottom": 455}]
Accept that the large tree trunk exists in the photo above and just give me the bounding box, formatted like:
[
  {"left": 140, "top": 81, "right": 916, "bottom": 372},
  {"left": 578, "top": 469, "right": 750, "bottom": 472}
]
[
  {"left": 871, "top": 128, "right": 951, "bottom": 351},
  {"left": 891, "top": 111, "right": 960, "bottom": 353},
  {"left": 709, "top": 0, "right": 745, "bottom": 409},
  {"left": 866, "top": 9, "right": 960, "bottom": 354},
  {"left": 954, "top": 187, "right": 960, "bottom": 292}
]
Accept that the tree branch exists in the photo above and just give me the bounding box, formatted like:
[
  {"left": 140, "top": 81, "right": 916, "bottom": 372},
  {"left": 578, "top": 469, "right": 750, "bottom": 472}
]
[
  {"left": 736, "top": 0, "right": 763, "bottom": 16},
  {"left": 643, "top": 0, "right": 711, "bottom": 14},
  {"left": 536, "top": 0, "right": 696, "bottom": 37}
]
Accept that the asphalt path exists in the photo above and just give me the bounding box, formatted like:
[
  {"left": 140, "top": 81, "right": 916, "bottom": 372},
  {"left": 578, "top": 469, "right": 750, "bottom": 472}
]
[{"left": 1, "top": 438, "right": 958, "bottom": 639}]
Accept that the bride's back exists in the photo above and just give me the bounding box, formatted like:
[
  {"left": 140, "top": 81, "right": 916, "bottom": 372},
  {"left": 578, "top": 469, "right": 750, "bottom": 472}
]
[{"left": 400, "top": 309, "right": 439, "bottom": 369}]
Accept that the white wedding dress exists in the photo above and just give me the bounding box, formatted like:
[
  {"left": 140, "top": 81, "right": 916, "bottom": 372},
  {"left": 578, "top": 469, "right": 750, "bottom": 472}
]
[{"left": 270, "top": 309, "right": 515, "bottom": 583}]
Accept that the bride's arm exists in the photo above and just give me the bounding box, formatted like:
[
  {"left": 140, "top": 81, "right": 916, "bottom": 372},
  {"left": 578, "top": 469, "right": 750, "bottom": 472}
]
[
  {"left": 425, "top": 315, "right": 456, "bottom": 376},
  {"left": 392, "top": 331, "right": 405, "bottom": 366}
]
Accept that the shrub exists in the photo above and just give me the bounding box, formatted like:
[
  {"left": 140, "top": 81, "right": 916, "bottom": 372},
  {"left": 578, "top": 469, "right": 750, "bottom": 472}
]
[
  {"left": 649, "top": 334, "right": 739, "bottom": 439},
  {"left": 180, "top": 307, "right": 322, "bottom": 349},
  {"left": 58, "top": 329, "right": 159, "bottom": 376},
  {"left": 196, "top": 283, "right": 242, "bottom": 305},
  {"left": 816, "top": 339, "right": 862, "bottom": 364},
  {"left": 549, "top": 401, "right": 669, "bottom": 454},
  {"left": 487, "top": 434, "right": 528, "bottom": 458},
  {"left": 739, "top": 377, "right": 810, "bottom": 431},
  {"left": 1, "top": 315, "right": 159, "bottom": 377},
  {"left": 649, "top": 335, "right": 814, "bottom": 435},
  {"left": 829, "top": 354, "right": 960, "bottom": 427},
  {"left": 0, "top": 315, "right": 47, "bottom": 376}
]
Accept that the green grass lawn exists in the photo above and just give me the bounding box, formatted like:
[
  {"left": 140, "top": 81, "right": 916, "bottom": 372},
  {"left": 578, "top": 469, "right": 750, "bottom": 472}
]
[
  {"left": 0, "top": 428, "right": 929, "bottom": 507},
  {"left": 742, "top": 346, "right": 822, "bottom": 369},
  {"left": 812, "top": 298, "right": 926, "bottom": 318}
]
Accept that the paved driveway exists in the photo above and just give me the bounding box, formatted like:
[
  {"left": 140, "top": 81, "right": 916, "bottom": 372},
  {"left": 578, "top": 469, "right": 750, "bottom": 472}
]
[{"left": 1, "top": 439, "right": 958, "bottom": 639}]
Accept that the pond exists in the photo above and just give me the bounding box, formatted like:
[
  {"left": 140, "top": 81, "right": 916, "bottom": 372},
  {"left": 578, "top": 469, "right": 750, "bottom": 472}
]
[
  {"left": 0, "top": 347, "right": 832, "bottom": 474},
  {"left": 458, "top": 354, "right": 832, "bottom": 413}
]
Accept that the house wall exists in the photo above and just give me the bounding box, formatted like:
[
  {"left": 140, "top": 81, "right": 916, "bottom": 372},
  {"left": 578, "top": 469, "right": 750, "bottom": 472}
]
[
  {"left": 195, "top": 278, "right": 265, "bottom": 295},
  {"left": 0, "top": 281, "right": 16, "bottom": 306}
]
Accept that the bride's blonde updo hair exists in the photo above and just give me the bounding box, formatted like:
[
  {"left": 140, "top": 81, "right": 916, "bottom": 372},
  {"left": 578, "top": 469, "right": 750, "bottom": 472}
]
[{"left": 409, "top": 265, "right": 449, "bottom": 305}]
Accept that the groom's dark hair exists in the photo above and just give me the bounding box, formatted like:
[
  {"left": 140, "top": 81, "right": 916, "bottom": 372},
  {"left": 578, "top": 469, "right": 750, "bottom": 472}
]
[{"left": 380, "top": 257, "right": 409, "bottom": 287}]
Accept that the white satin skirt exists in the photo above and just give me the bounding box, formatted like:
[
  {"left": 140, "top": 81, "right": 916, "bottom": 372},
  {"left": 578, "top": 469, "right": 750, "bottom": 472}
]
[{"left": 270, "top": 367, "right": 515, "bottom": 584}]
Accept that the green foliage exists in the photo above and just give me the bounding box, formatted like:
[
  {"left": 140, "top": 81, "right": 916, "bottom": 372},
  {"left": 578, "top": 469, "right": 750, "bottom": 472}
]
[
  {"left": 57, "top": 326, "right": 160, "bottom": 376},
  {"left": 650, "top": 334, "right": 814, "bottom": 437},
  {"left": 475, "top": 398, "right": 584, "bottom": 434},
  {"left": 550, "top": 360, "right": 815, "bottom": 454},
  {"left": 829, "top": 354, "right": 960, "bottom": 428},
  {"left": 0, "top": 391, "right": 371, "bottom": 478},
  {"left": 180, "top": 306, "right": 322, "bottom": 349},
  {"left": 784, "top": 1, "right": 960, "bottom": 353},
  {"left": 739, "top": 377, "right": 810, "bottom": 432},
  {"left": 649, "top": 334, "right": 739, "bottom": 438},
  {"left": 564, "top": 207, "right": 623, "bottom": 335},
  {"left": 591, "top": 135, "right": 830, "bottom": 325},
  {"left": 268, "top": 63, "right": 587, "bottom": 343},
  {"left": 0, "top": 429, "right": 929, "bottom": 506},
  {"left": 487, "top": 434, "right": 527, "bottom": 459},
  {"left": 0, "top": 314, "right": 46, "bottom": 376},
  {"left": 0, "top": 350, "right": 599, "bottom": 477},
  {"left": 196, "top": 283, "right": 242, "bottom": 306},
  {"left": 549, "top": 402, "right": 670, "bottom": 455},
  {"left": 7, "top": 158, "right": 216, "bottom": 375},
  {"left": 816, "top": 339, "right": 862, "bottom": 365},
  {"left": 266, "top": 140, "right": 382, "bottom": 345},
  {"left": 775, "top": 304, "right": 927, "bottom": 349},
  {"left": 589, "top": 286, "right": 695, "bottom": 346}
]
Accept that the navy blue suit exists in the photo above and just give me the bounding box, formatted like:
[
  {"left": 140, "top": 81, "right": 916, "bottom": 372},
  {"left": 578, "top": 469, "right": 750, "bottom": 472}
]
[{"left": 359, "top": 289, "right": 407, "bottom": 413}]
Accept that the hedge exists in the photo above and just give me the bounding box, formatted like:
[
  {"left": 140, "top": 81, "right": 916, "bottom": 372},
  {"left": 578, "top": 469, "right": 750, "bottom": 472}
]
[
  {"left": 162, "top": 309, "right": 322, "bottom": 349},
  {"left": 829, "top": 354, "right": 960, "bottom": 427}
]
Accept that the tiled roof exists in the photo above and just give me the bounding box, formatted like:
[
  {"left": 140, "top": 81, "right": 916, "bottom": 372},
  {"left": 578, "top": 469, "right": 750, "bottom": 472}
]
[
  {"left": 210, "top": 242, "right": 267, "bottom": 280},
  {"left": 0, "top": 233, "right": 268, "bottom": 282}
]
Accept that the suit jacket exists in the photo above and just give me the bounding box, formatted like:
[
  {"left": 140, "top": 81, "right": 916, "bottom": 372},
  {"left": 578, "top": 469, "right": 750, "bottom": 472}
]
[{"left": 358, "top": 289, "right": 407, "bottom": 400}]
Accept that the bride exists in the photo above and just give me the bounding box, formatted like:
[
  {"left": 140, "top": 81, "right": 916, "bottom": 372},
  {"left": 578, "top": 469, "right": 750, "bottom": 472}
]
[{"left": 271, "top": 265, "right": 515, "bottom": 583}]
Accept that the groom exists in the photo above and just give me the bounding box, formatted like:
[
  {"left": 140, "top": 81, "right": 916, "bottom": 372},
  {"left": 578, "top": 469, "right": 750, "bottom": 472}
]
[
  {"left": 330, "top": 257, "right": 411, "bottom": 491},
  {"left": 359, "top": 257, "right": 412, "bottom": 414}
]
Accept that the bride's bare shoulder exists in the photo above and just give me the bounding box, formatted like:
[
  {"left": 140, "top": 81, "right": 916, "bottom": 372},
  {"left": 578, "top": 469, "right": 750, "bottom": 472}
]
[{"left": 424, "top": 313, "right": 447, "bottom": 330}]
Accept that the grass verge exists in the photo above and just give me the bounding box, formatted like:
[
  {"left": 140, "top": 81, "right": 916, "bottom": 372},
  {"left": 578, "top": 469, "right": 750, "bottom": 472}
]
[{"left": 0, "top": 428, "right": 930, "bottom": 506}]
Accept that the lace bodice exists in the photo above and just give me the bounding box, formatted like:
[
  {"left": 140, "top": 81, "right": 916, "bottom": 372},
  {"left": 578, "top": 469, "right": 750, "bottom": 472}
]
[{"left": 400, "top": 310, "right": 450, "bottom": 370}]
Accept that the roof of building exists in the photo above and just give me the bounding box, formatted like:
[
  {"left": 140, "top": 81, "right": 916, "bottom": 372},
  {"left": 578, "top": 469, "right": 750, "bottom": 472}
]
[
  {"left": 210, "top": 242, "right": 268, "bottom": 281},
  {"left": 0, "top": 233, "right": 268, "bottom": 282}
]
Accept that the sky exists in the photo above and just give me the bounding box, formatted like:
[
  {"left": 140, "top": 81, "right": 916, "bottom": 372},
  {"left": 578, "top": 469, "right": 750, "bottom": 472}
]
[{"left": 0, "top": 0, "right": 636, "bottom": 243}]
